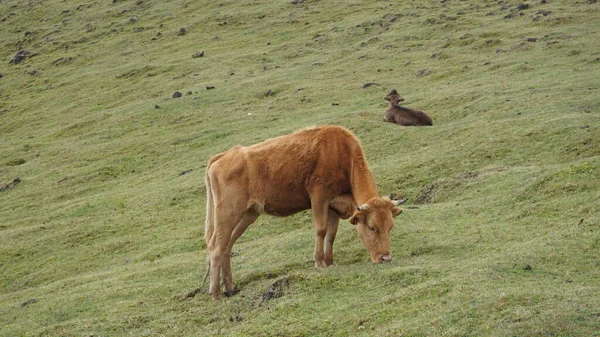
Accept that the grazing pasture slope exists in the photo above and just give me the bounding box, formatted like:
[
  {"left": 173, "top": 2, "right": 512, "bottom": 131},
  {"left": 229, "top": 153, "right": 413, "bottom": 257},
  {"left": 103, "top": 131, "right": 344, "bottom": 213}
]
[{"left": 1, "top": 0, "right": 599, "bottom": 336}]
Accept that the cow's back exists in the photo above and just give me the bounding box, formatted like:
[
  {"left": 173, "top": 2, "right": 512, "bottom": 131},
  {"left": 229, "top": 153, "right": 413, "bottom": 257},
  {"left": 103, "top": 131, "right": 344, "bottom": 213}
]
[{"left": 207, "top": 126, "right": 359, "bottom": 216}]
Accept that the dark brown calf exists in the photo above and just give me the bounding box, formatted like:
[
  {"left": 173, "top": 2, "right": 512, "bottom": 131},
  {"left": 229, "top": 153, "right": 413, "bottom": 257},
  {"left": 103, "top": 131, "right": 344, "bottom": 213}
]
[{"left": 383, "top": 89, "right": 432, "bottom": 126}]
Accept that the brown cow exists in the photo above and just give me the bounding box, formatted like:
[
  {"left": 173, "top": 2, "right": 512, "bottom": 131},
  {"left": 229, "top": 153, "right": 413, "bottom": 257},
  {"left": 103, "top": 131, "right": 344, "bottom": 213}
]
[
  {"left": 383, "top": 89, "right": 432, "bottom": 126},
  {"left": 204, "top": 125, "right": 405, "bottom": 300}
]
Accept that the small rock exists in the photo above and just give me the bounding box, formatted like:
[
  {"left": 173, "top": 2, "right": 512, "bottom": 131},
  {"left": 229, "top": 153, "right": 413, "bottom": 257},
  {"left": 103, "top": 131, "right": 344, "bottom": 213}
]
[
  {"left": 9, "top": 50, "right": 31, "bottom": 64},
  {"left": 154, "top": 104, "right": 160, "bottom": 109},
  {"left": 416, "top": 69, "right": 431, "bottom": 77},
  {"left": 527, "top": 37, "right": 537, "bottom": 42},
  {"left": 178, "top": 28, "right": 187, "bottom": 36},
  {"left": 21, "top": 298, "right": 37, "bottom": 307},
  {"left": 192, "top": 51, "right": 204, "bottom": 58},
  {"left": 179, "top": 169, "right": 193, "bottom": 176},
  {"left": 172, "top": 91, "right": 182, "bottom": 98},
  {"left": 362, "top": 82, "right": 379, "bottom": 88},
  {"left": 524, "top": 264, "right": 532, "bottom": 271},
  {"left": 206, "top": 86, "right": 215, "bottom": 90},
  {"left": 262, "top": 288, "right": 276, "bottom": 300}
]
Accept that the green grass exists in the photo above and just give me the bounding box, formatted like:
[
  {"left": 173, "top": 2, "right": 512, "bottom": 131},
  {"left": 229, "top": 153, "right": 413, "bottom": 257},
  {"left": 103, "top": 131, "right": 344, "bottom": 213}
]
[{"left": 1, "top": 0, "right": 599, "bottom": 336}]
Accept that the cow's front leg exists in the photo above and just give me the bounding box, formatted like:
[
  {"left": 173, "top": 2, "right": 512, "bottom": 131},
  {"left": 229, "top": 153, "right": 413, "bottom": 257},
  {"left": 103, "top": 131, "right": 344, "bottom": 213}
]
[
  {"left": 312, "top": 200, "right": 330, "bottom": 268},
  {"left": 324, "top": 209, "right": 340, "bottom": 266}
]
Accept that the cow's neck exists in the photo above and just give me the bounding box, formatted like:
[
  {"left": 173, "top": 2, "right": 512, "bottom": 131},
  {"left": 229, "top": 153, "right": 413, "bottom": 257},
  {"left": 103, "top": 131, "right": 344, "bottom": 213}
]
[{"left": 351, "top": 155, "right": 379, "bottom": 205}]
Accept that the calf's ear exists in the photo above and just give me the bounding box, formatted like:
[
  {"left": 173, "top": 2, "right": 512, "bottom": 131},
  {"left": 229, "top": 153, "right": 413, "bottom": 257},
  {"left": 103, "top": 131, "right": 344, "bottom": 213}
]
[{"left": 391, "top": 207, "right": 402, "bottom": 217}]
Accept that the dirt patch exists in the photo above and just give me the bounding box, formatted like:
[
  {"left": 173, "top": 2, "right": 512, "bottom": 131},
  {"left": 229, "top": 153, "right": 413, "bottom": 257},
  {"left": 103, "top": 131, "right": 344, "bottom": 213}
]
[
  {"left": 414, "top": 179, "right": 458, "bottom": 204},
  {"left": 253, "top": 276, "right": 295, "bottom": 307},
  {"left": 1, "top": 178, "right": 21, "bottom": 192},
  {"left": 261, "top": 277, "right": 290, "bottom": 300},
  {"left": 9, "top": 50, "right": 37, "bottom": 64},
  {"left": 175, "top": 288, "right": 203, "bottom": 301},
  {"left": 21, "top": 298, "right": 37, "bottom": 307},
  {"left": 178, "top": 169, "right": 193, "bottom": 176},
  {"left": 416, "top": 68, "right": 431, "bottom": 77},
  {"left": 362, "top": 82, "right": 379, "bottom": 89}
]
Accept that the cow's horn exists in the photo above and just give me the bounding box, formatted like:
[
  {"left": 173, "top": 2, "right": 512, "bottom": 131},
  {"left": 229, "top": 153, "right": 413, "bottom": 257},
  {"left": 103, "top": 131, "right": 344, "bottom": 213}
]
[
  {"left": 357, "top": 204, "right": 370, "bottom": 211},
  {"left": 392, "top": 198, "right": 408, "bottom": 206}
]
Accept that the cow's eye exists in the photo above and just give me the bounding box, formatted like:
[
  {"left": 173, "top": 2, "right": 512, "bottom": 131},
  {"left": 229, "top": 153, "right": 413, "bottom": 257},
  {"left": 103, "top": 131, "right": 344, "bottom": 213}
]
[{"left": 368, "top": 225, "right": 377, "bottom": 232}]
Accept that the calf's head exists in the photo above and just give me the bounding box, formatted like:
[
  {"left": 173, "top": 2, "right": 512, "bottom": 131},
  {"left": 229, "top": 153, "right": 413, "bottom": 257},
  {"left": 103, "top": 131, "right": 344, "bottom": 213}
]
[
  {"left": 350, "top": 197, "right": 404, "bottom": 263},
  {"left": 384, "top": 89, "right": 405, "bottom": 106}
]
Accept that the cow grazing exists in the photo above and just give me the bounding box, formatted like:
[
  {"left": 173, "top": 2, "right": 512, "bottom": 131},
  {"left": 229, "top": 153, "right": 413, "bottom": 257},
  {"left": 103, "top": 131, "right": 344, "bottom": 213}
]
[
  {"left": 204, "top": 125, "right": 405, "bottom": 300},
  {"left": 383, "top": 89, "right": 432, "bottom": 126}
]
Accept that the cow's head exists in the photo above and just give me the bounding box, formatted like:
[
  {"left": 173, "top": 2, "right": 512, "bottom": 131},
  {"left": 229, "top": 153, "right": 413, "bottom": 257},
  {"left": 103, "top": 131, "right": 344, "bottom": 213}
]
[
  {"left": 350, "top": 197, "right": 405, "bottom": 263},
  {"left": 384, "top": 89, "right": 405, "bottom": 105}
]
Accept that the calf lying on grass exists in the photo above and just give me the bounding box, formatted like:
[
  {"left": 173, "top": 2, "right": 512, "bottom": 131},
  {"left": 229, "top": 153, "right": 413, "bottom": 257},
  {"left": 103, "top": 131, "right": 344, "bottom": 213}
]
[{"left": 383, "top": 89, "right": 432, "bottom": 126}]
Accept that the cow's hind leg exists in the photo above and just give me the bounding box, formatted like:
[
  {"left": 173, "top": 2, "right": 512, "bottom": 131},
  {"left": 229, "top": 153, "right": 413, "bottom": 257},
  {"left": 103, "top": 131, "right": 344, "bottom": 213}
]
[
  {"left": 208, "top": 208, "right": 243, "bottom": 300},
  {"left": 222, "top": 209, "right": 259, "bottom": 296},
  {"left": 324, "top": 209, "right": 340, "bottom": 266}
]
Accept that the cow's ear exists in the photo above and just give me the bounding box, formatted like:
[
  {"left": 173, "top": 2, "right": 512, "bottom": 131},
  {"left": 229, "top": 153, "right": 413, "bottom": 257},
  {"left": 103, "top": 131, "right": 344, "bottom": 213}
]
[
  {"left": 391, "top": 206, "right": 402, "bottom": 217},
  {"left": 350, "top": 210, "right": 365, "bottom": 225}
]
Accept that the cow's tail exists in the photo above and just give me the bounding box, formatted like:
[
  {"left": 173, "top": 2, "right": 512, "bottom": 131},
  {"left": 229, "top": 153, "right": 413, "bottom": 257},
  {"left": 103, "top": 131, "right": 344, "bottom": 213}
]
[
  {"left": 203, "top": 157, "right": 216, "bottom": 288},
  {"left": 203, "top": 153, "right": 226, "bottom": 288}
]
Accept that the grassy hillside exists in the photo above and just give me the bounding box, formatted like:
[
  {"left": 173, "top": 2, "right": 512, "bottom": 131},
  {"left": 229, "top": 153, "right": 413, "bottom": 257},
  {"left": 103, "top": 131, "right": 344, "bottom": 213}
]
[{"left": 1, "top": 0, "right": 599, "bottom": 336}]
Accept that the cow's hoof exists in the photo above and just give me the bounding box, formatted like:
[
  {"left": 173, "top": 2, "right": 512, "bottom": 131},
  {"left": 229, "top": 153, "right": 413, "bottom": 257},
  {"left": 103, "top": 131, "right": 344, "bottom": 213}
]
[
  {"left": 314, "top": 260, "right": 327, "bottom": 269},
  {"left": 224, "top": 289, "right": 240, "bottom": 297}
]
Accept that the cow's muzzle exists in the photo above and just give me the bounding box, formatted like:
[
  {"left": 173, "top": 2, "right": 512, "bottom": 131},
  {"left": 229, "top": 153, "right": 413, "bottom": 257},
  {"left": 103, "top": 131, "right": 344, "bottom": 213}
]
[{"left": 380, "top": 253, "right": 392, "bottom": 262}]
